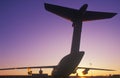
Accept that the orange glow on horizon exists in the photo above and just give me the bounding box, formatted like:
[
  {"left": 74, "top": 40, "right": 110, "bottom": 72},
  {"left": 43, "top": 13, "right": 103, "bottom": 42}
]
[{"left": 0, "top": 69, "right": 119, "bottom": 76}]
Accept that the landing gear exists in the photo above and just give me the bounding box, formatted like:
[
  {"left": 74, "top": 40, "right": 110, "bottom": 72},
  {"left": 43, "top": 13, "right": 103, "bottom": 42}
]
[
  {"left": 76, "top": 73, "right": 79, "bottom": 77},
  {"left": 39, "top": 68, "right": 43, "bottom": 74}
]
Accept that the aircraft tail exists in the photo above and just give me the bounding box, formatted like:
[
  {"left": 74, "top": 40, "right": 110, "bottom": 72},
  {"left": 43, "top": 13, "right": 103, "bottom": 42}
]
[
  {"left": 44, "top": 3, "right": 117, "bottom": 54},
  {"left": 44, "top": 3, "right": 117, "bottom": 22}
]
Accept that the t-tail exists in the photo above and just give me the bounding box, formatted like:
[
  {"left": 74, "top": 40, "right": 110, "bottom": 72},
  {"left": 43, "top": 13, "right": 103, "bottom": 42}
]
[
  {"left": 44, "top": 3, "right": 117, "bottom": 54},
  {"left": 70, "top": 4, "right": 88, "bottom": 54}
]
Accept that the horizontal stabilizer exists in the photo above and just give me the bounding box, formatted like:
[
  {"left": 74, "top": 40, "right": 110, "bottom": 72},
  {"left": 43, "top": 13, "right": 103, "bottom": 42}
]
[
  {"left": 44, "top": 3, "right": 117, "bottom": 22},
  {"left": 84, "top": 11, "right": 117, "bottom": 21}
]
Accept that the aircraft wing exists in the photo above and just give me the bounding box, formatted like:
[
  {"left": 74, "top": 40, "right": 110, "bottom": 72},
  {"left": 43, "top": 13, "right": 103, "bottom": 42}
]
[
  {"left": 77, "top": 67, "right": 115, "bottom": 71},
  {"left": 45, "top": 3, "right": 117, "bottom": 21},
  {"left": 0, "top": 65, "right": 57, "bottom": 70}
]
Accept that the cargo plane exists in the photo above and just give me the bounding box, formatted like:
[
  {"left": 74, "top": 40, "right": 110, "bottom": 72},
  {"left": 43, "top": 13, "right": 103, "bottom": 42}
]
[{"left": 0, "top": 3, "right": 117, "bottom": 78}]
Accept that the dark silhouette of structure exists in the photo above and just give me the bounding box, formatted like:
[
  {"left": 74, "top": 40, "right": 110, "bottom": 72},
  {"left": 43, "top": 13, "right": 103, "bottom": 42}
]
[
  {"left": 0, "top": 75, "right": 120, "bottom": 78},
  {"left": 0, "top": 3, "right": 117, "bottom": 78}
]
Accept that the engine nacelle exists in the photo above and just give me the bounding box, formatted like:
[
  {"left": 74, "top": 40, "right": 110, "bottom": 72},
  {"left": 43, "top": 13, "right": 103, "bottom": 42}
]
[
  {"left": 82, "top": 68, "right": 89, "bottom": 75},
  {"left": 28, "top": 71, "right": 32, "bottom": 75}
]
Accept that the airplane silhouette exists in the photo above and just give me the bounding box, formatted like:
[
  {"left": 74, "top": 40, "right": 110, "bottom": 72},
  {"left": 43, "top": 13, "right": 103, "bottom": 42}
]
[{"left": 0, "top": 3, "right": 117, "bottom": 78}]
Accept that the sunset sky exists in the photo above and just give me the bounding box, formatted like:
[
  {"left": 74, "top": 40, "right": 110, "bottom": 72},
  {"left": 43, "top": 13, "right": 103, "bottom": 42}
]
[{"left": 0, "top": 0, "right": 120, "bottom": 76}]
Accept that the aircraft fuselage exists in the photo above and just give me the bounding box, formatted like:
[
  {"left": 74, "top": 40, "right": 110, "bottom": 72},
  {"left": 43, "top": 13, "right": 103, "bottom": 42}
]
[{"left": 52, "top": 52, "right": 84, "bottom": 78}]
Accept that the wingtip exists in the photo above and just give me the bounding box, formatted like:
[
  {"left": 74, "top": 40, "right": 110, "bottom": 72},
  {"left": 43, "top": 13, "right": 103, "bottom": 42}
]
[
  {"left": 114, "top": 13, "right": 117, "bottom": 16},
  {"left": 44, "top": 3, "right": 48, "bottom": 6},
  {"left": 44, "top": 3, "right": 55, "bottom": 10},
  {"left": 44, "top": 3, "right": 54, "bottom": 7},
  {"left": 44, "top": 3, "right": 49, "bottom": 10}
]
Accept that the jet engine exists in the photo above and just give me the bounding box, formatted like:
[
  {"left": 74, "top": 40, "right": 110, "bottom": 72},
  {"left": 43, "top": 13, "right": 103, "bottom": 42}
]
[
  {"left": 28, "top": 71, "right": 32, "bottom": 75},
  {"left": 82, "top": 68, "right": 89, "bottom": 75}
]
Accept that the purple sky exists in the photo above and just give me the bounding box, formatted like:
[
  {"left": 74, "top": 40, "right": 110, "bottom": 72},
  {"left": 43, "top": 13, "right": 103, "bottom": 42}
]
[{"left": 0, "top": 0, "right": 120, "bottom": 76}]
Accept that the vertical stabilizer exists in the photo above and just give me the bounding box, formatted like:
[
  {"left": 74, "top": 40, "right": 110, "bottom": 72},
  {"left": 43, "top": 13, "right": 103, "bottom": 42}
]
[
  {"left": 70, "top": 4, "right": 88, "bottom": 54},
  {"left": 70, "top": 21, "right": 82, "bottom": 54}
]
